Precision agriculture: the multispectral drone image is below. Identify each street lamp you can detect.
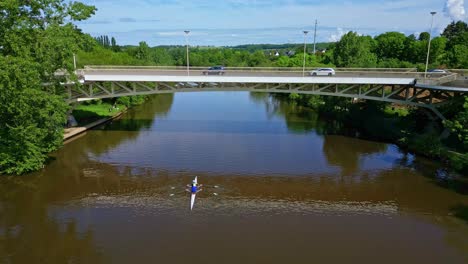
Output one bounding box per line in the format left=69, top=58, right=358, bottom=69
left=184, top=30, right=190, bottom=76
left=73, top=53, right=77, bottom=71
left=302, top=30, right=309, bottom=77
left=424, top=12, right=437, bottom=79
left=313, top=20, right=318, bottom=55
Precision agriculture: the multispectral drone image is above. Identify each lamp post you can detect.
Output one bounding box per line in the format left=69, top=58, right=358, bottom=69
left=302, top=30, right=309, bottom=77
left=73, top=53, right=77, bottom=71
left=313, top=20, right=318, bottom=55
left=424, top=12, right=437, bottom=79
left=184, top=30, right=190, bottom=76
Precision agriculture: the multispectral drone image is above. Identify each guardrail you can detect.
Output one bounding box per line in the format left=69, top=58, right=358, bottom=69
left=84, top=65, right=418, bottom=72
left=434, top=73, right=458, bottom=84
left=80, top=67, right=444, bottom=81
left=78, top=66, right=468, bottom=85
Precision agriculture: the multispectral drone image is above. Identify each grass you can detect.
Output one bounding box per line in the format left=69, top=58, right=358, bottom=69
left=384, top=105, right=409, bottom=117
left=72, top=102, right=125, bottom=126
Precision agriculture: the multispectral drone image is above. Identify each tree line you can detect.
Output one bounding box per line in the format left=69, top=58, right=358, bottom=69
left=78, top=21, right=468, bottom=70
left=328, top=22, right=468, bottom=69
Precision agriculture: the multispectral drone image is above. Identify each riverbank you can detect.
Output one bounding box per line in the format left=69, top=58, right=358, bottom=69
left=64, top=111, right=125, bottom=141
left=64, top=96, right=148, bottom=142
left=64, top=102, right=129, bottom=141
left=72, top=102, right=125, bottom=126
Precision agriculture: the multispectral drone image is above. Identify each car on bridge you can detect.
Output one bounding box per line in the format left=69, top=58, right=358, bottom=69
left=427, top=69, right=450, bottom=78
left=309, top=68, right=336, bottom=76
left=428, top=69, right=448, bottom=74
left=203, top=66, right=226, bottom=75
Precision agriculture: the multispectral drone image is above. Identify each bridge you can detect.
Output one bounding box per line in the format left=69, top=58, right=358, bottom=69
left=68, top=66, right=468, bottom=120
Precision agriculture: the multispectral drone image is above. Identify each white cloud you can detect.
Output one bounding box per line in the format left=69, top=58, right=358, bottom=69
left=328, top=28, right=347, bottom=42
left=444, top=0, right=466, bottom=21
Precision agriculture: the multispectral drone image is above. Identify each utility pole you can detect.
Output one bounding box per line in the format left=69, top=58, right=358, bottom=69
left=424, top=12, right=437, bottom=79
left=313, top=20, right=318, bottom=55
left=302, top=31, right=309, bottom=77
left=184, top=30, right=190, bottom=76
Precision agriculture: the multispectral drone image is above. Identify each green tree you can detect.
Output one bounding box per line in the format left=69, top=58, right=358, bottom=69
left=419, top=32, right=430, bottom=41
left=332, top=32, right=377, bottom=67
left=375, top=32, right=407, bottom=60
left=0, top=0, right=96, bottom=174
left=135, top=41, right=151, bottom=61
left=444, top=96, right=468, bottom=150
left=110, top=37, right=120, bottom=52
left=447, top=44, right=468, bottom=68
left=442, top=21, right=468, bottom=44
left=429, top=37, right=447, bottom=65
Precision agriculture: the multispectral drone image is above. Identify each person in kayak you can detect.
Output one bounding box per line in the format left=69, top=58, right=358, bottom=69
left=188, top=180, right=202, bottom=193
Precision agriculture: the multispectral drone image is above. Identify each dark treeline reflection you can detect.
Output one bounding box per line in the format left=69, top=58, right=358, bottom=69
left=250, top=92, right=468, bottom=194
left=79, top=94, right=174, bottom=156
left=0, top=176, right=106, bottom=263
left=249, top=92, right=353, bottom=135
left=99, top=93, right=174, bottom=132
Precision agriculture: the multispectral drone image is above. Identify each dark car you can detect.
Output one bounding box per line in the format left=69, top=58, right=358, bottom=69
left=203, top=66, right=225, bottom=75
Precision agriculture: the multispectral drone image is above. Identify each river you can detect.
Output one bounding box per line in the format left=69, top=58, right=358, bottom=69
left=1, top=92, right=467, bottom=263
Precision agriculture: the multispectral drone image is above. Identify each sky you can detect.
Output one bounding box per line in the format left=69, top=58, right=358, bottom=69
left=76, top=0, right=468, bottom=46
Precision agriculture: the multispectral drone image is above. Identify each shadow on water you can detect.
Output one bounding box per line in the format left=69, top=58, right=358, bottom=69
left=392, top=152, right=468, bottom=196
left=0, top=176, right=107, bottom=263
left=253, top=93, right=468, bottom=223
left=452, top=204, right=468, bottom=224
left=322, top=135, right=387, bottom=176
left=97, top=94, right=174, bottom=132
left=251, top=92, right=319, bottom=134
left=71, top=94, right=175, bottom=156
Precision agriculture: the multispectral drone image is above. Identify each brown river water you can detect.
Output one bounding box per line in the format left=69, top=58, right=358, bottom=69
left=1, top=92, right=467, bottom=263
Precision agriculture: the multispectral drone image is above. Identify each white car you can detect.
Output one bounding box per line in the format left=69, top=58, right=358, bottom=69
left=309, top=68, right=336, bottom=76
left=428, top=69, right=448, bottom=74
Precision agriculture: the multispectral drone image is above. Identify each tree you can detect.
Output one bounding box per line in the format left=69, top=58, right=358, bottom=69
left=442, top=21, right=468, bottom=49
left=332, top=32, right=377, bottom=67
left=428, top=37, right=447, bottom=65
left=0, top=0, right=96, bottom=174
left=111, top=37, right=120, bottom=52
left=444, top=97, right=468, bottom=151
left=248, top=50, right=268, bottom=66
left=375, top=32, right=407, bottom=60
left=135, top=41, right=151, bottom=61
left=419, top=32, right=430, bottom=41
left=442, top=21, right=468, bottom=41
left=447, top=44, right=468, bottom=68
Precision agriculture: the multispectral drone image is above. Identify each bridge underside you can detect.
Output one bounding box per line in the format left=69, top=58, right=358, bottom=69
left=67, top=81, right=465, bottom=120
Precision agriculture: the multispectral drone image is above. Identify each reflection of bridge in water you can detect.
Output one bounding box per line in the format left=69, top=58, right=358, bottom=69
left=69, top=66, right=468, bottom=119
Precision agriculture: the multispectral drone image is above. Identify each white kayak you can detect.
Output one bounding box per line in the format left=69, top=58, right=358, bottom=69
left=190, top=176, right=197, bottom=210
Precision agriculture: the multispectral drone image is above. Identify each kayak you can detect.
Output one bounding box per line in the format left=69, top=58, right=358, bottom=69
left=190, top=176, right=197, bottom=210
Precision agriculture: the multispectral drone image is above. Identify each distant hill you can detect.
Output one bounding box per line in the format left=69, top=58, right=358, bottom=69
left=120, top=43, right=331, bottom=52
left=228, top=43, right=331, bottom=52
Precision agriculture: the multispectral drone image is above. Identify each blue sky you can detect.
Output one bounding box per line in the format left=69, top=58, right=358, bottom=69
left=76, top=0, right=468, bottom=46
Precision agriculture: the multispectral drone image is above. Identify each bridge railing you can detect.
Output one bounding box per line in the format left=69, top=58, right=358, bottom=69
left=80, top=66, right=460, bottom=84
left=81, top=65, right=451, bottom=81
left=84, top=65, right=417, bottom=72
left=82, top=66, right=427, bottom=76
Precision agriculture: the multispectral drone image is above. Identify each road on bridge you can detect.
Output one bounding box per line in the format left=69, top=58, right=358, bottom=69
left=83, top=69, right=430, bottom=79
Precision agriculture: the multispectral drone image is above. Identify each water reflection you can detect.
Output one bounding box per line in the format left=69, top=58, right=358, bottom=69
left=0, top=176, right=105, bottom=263
left=0, top=92, right=467, bottom=263
left=323, top=135, right=388, bottom=175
